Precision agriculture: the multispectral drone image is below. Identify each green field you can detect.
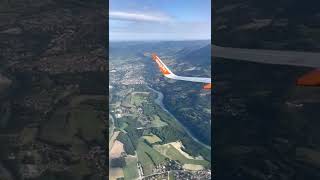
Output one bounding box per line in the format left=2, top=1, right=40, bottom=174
left=142, top=134, right=162, bottom=144
left=136, top=139, right=166, bottom=175
left=123, top=156, right=139, bottom=180
left=154, top=144, right=209, bottom=167
left=150, top=115, right=168, bottom=128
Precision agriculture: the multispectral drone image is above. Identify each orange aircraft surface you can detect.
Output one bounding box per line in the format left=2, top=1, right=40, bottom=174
left=151, top=53, right=212, bottom=89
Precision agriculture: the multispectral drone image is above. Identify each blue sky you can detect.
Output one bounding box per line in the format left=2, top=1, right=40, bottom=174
left=109, top=0, right=211, bottom=41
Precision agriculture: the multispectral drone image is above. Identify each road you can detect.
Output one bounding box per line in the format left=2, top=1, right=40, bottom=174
left=212, top=45, right=320, bottom=68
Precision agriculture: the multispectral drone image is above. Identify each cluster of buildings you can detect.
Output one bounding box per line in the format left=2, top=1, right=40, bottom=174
left=170, top=169, right=212, bottom=180
left=110, top=61, right=146, bottom=86
left=152, top=160, right=183, bottom=174
left=143, top=160, right=212, bottom=180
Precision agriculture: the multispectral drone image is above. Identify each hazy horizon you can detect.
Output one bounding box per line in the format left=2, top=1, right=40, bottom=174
left=109, top=39, right=211, bottom=42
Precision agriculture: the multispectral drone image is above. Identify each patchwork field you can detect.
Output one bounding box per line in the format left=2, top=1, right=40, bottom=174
left=110, top=140, right=125, bottom=159
left=154, top=141, right=209, bottom=167
left=150, top=115, right=168, bottom=128
left=109, top=168, right=124, bottom=180
left=143, top=134, right=162, bottom=144
left=124, top=155, right=139, bottom=180
left=170, top=141, right=202, bottom=160
left=136, top=139, right=166, bottom=175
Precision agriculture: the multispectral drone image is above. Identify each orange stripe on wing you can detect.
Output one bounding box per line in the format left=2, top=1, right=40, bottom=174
left=296, top=69, right=320, bottom=86
left=151, top=53, right=171, bottom=75
left=203, top=83, right=212, bottom=90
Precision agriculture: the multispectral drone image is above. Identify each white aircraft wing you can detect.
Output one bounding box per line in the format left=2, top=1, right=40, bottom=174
left=212, top=45, right=320, bottom=86
left=166, top=73, right=211, bottom=83
left=212, top=45, right=320, bottom=68
left=151, top=53, right=211, bottom=84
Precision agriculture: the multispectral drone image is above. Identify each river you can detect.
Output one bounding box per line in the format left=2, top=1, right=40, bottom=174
left=146, top=85, right=211, bottom=150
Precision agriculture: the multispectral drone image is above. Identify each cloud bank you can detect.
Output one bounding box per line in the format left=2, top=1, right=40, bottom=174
left=109, top=11, right=172, bottom=22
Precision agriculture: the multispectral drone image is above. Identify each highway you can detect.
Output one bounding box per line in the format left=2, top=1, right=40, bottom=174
left=212, top=45, right=320, bottom=68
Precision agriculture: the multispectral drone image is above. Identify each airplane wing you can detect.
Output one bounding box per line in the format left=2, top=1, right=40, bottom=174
left=212, top=45, right=320, bottom=86
left=151, top=53, right=211, bottom=84
left=212, top=45, right=320, bottom=68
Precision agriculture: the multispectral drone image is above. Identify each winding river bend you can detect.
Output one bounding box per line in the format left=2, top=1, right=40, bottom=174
left=147, top=85, right=211, bottom=150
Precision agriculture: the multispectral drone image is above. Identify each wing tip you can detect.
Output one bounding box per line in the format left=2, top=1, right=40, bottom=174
left=151, top=54, right=172, bottom=75
left=151, top=53, right=158, bottom=61
left=203, top=83, right=212, bottom=90
left=296, top=69, right=320, bottom=86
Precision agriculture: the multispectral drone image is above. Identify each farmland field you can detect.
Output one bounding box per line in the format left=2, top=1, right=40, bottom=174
left=154, top=142, right=209, bottom=167
left=136, top=139, right=166, bottom=175
left=142, top=134, right=162, bottom=144
left=123, top=156, right=139, bottom=180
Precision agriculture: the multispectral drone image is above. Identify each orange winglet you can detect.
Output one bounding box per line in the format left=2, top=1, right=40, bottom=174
left=151, top=53, right=171, bottom=75
left=151, top=53, right=157, bottom=60
left=203, top=83, right=212, bottom=90
left=296, top=69, right=320, bottom=86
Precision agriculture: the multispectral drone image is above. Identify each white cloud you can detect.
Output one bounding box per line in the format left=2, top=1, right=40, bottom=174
left=109, top=11, right=172, bottom=22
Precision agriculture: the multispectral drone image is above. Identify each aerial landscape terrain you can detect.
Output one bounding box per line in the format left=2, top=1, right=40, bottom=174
left=0, top=0, right=107, bottom=179
left=213, top=0, right=320, bottom=179
left=109, top=41, right=212, bottom=180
